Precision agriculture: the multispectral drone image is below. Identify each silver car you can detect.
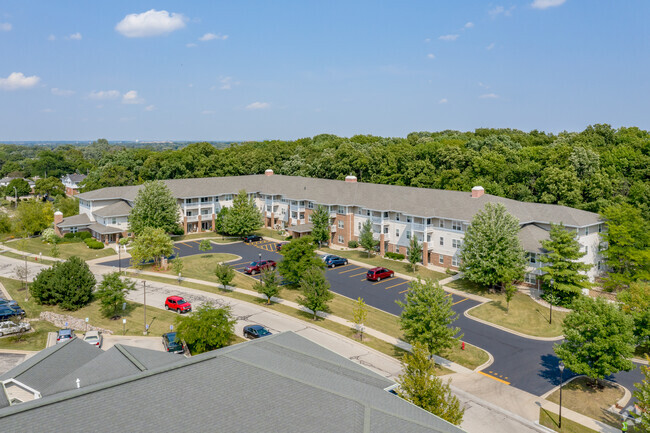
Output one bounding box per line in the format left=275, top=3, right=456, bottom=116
left=83, top=331, right=103, bottom=348
left=0, top=320, right=30, bottom=337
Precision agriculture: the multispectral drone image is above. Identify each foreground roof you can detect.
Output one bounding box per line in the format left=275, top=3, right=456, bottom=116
left=518, top=224, right=551, bottom=254
left=77, top=174, right=600, bottom=227
left=92, top=200, right=131, bottom=218
left=57, top=213, right=91, bottom=228
left=0, top=332, right=465, bottom=433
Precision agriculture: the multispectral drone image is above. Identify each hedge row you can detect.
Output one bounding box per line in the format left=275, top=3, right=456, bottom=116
left=84, top=238, right=104, bottom=249
left=385, top=252, right=405, bottom=260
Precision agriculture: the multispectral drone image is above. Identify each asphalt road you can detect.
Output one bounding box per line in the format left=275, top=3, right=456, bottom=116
left=98, top=238, right=644, bottom=398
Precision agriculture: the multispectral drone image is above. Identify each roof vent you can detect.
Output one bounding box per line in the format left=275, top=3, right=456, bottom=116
left=345, top=175, right=357, bottom=183
left=265, top=169, right=274, bottom=176
left=471, top=186, right=485, bottom=198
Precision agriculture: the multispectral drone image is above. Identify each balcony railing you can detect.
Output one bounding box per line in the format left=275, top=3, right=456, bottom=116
left=330, top=225, right=337, bottom=232
left=411, top=223, right=425, bottom=232
left=186, top=215, right=199, bottom=222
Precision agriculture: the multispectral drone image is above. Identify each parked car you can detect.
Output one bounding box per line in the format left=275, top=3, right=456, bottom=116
left=244, top=260, right=277, bottom=275
left=83, top=330, right=103, bottom=348
left=162, top=332, right=184, bottom=354
left=366, top=267, right=394, bottom=282
left=0, top=320, right=30, bottom=337
left=243, top=325, right=272, bottom=339
left=322, top=255, right=348, bottom=268
left=56, top=328, right=75, bottom=344
left=0, top=298, right=19, bottom=308
left=164, top=296, right=192, bottom=314
left=275, top=242, right=288, bottom=251
left=243, top=235, right=263, bottom=243
left=0, top=306, right=24, bottom=321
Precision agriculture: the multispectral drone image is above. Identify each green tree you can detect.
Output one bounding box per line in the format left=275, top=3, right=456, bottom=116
left=129, top=180, right=179, bottom=235
left=253, top=267, right=281, bottom=304
left=554, top=296, right=635, bottom=384
left=29, top=267, right=58, bottom=305
left=31, top=256, right=96, bottom=310
left=171, top=258, right=184, bottom=275
left=397, top=342, right=465, bottom=426
left=199, top=239, right=212, bottom=255
left=214, top=207, right=229, bottom=235
left=352, top=297, right=368, bottom=340
left=359, top=219, right=378, bottom=257
left=175, top=303, right=236, bottom=354
left=504, top=283, right=517, bottom=314
left=540, top=223, right=592, bottom=305
left=298, top=266, right=333, bottom=319
left=223, top=189, right=262, bottom=236
left=34, top=177, right=65, bottom=197
left=95, top=272, right=135, bottom=318
left=50, top=243, right=60, bottom=258
left=129, top=227, right=174, bottom=268
left=310, top=205, right=331, bottom=247
left=6, top=178, right=31, bottom=198
left=214, top=262, right=235, bottom=289
left=14, top=199, right=54, bottom=235
left=277, top=236, right=324, bottom=289
left=617, top=281, right=650, bottom=349
left=397, top=279, right=462, bottom=356
left=601, top=203, right=650, bottom=290
left=460, top=203, right=526, bottom=290
left=0, top=214, right=11, bottom=234
left=634, top=355, right=650, bottom=430
left=407, top=235, right=422, bottom=272
left=53, top=195, right=79, bottom=217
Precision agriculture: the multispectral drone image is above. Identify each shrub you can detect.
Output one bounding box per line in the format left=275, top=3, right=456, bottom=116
left=77, top=231, right=92, bottom=240
left=348, top=240, right=359, bottom=248
left=63, top=232, right=76, bottom=239
left=119, top=237, right=130, bottom=246
left=170, top=225, right=185, bottom=236
left=41, top=228, right=58, bottom=244
left=84, top=238, right=105, bottom=249
left=386, top=252, right=405, bottom=260
left=30, top=256, right=96, bottom=310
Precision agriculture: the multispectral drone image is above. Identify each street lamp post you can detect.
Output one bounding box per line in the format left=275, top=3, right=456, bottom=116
left=558, top=361, right=565, bottom=429
left=258, top=252, right=262, bottom=262
left=143, top=281, right=147, bottom=335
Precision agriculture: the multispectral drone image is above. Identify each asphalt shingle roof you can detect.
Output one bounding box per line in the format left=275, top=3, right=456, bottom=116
left=56, top=213, right=91, bottom=227
left=76, top=174, right=600, bottom=227
left=87, top=223, right=124, bottom=235
left=91, top=200, right=131, bottom=218
left=518, top=224, right=551, bottom=254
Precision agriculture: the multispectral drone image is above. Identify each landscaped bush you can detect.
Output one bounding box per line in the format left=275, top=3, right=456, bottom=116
left=61, top=231, right=92, bottom=243
left=41, top=228, right=58, bottom=244
left=385, top=252, right=405, bottom=260
left=77, top=231, right=92, bottom=240
left=84, top=238, right=105, bottom=249
left=30, top=256, right=96, bottom=310
left=348, top=240, right=359, bottom=248
left=170, top=225, right=185, bottom=236
left=63, top=233, right=76, bottom=239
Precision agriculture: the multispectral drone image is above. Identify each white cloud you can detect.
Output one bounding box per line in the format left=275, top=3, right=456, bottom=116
left=424, top=38, right=431, bottom=43
left=66, top=32, right=82, bottom=40
left=217, top=76, right=239, bottom=90
left=51, top=88, right=75, bottom=96
left=439, top=98, right=448, bottom=104
left=531, top=0, right=566, bottom=9
left=0, top=23, right=11, bottom=32
left=122, top=90, right=144, bottom=104
left=48, top=34, right=56, bottom=41
left=464, top=22, right=474, bottom=28
left=115, top=9, right=187, bottom=38
left=489, top=5, right=515, bottom=18
left=486, top=42, right=495, bottom=50
left=438, top=34, right=459, bottom=41
left=0, top=72, right=41, bottom=90
left=245, top=101, right=270, bottom=110
left=42, top=108, right=55, bottom=113
left=201, top=110, right=215, bottom=115
left=199, top=32, right=228, bottom=41
left=88, top=90, right=120, bottom=100
left=480, top=93, right=499, bottom=99
left=478, top=82, right=489, bottom=89
left=186, top=43, right=197, bottom=48
left=145, top=105, right=155, bottom=111
left=426, top=53, right=435, bottom=59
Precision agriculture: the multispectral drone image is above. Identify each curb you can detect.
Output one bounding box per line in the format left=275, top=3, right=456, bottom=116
left=475, top=347, right=494, bottom=372
left=463, top=304, right=564, bottom=342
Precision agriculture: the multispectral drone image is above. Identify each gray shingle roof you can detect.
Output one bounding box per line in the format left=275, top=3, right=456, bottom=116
left=91, top=200, right=131, bottom=218
left=76, top=174, right=601, bottom=227
left=288, top=223, right=314, bottom=233
left=0, top=332, right=466, bottom=433
left=87, top=223, right=123, bottom=235
left=56, top=213, right=91, bottom=228
left=63, top=174, right=86, bottom=183
left=518, top=224, right=551, bottom=254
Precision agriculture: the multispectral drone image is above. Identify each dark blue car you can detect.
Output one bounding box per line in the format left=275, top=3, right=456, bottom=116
left=322, top=255, right=348, bottom=268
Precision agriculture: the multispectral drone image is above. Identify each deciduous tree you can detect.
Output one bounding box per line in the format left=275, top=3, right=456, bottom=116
left=96, top=272, right=135, bottom=318
left=359, top=219, right=378, bottom=257
left=175, top=303, right=236, bottom=354
left=298, top=266, right=333, bottom=319
left=460, top=203, right=526, bottom=290
left=352, top=297, right=368, bottom=340
left=397, top=278, right=462, bottom=356
left=408, top=235, right=422, bottom=272
left=310, top=205, right=331, bottom=247
left=617, top=281, right=650, bottom=349
left=6, top=178, right=31, bottom=198
left=634, top=356, right=650, bottom=430
left=214, top=262, right=235, bottom=289
left=129, top=180, right=179, bottom=235
left=199, top=239, right=212, bottom=255
left=223, top=189, right=262, bottom=237
left=34, top=177, right=65, bottom=197
left=14, top=199, right=54, bottom=235
left=253, top=267, right=281, bottom=304
left=129, top=227, right=174, bottom=268
left=277, top=236, right=324, bottom=289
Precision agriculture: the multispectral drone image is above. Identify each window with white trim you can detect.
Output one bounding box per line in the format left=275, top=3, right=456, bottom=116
left=366, top=210, right=371, bottom=216
left=395, top=214, right=401, bottom=222
left=395, top=229, right=400, bottom=237
left=526, top=252, right=536, bottom=264
left=383, top=212, right=388, bottom=218
left=308, top=202, right=314, bottom=209
left=338, top=206, right=346, bottom=214
left=452, top=239, right=461, bottom=249
left=224, top=194, right=233, bottom=201
left=338, top=235, right=344, bottom=243
left=338, top=220, right=345, bottom=229
left=383, top=226, right=388, bottom=234
left=585, top=226, right=589, bottom=235
left=439, top=219, right=444, bottom=228
left=406, top=231, right=411, bottom=239
left=200, top=197, right=211, bottom=203
left=439, top=237, right=444, bottom=246
left=71, top=227, right=78, bottom=233
left=452, top=256, right=460, bottom=267
left=308, top=214, right=312, bottom=222
left=524, top=273, right=536, bottom=284
left=426, top=218, right=432, bottom=225
left=358, top=222, right=361, bottom=230
left=406, top=216, right=412, bottom=223
left=452, top=221, right=462, bottom=231
left=439, top=255, right=444, bottom=264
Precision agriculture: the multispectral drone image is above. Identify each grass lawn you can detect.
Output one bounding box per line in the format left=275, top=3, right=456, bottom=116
left=320, top=247, right=447, bottom=281
left=0, top=276, right=181, bottom=337
left=256, top=228, right=290, bottom=241
left=8, top=237, right=116, bottom=261
left=633, top=345, right=649, bottom=359
left=539, top=408, right=599, bottom=433
left=141, top=253, right=240, bottom=281
left=172, top=232, right=239, bottom=242
left=449, top=279, right=568, bottom=338
left=0, top=251, right=58, bottom=265
left=546, top=377, right=625, bottom=428
left=0, top=321, right=59, bottom=351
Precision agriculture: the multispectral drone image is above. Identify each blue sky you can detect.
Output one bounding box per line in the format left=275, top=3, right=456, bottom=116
left=0, top=1, right=648, bottom=141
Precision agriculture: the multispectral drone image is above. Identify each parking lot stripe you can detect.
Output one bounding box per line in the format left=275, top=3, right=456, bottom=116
left=349, top=272, right=367, bottom=277
left=384, top=281, right=408, bottom=290
left=478, top=371, right=510, bottom=385
left=399, top=288, right=410, bottom=294
left=372, top=279, right=392, bottom=285
left=179, top=242, right=193, bottom=248
left=452, top=298, right=468, bottom=306
left=338, top=267, right=362, bottom=274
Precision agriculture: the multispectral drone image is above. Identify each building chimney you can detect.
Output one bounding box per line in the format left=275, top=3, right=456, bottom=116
left=471, top=186, right=485, bottom=198
left=265, top=169, right=274, bottom=176
left=345, top=175, right=357, bottom=183
left=54, top=211, right=63, bottom=225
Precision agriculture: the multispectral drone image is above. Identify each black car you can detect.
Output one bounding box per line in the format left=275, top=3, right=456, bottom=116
left=243, top=235, right=263, bottom=243
left=323, top=255, right=348, bottom=268
left=162, top=332, right=184, bottom=354
left=243, top=325, right=272, bottom=339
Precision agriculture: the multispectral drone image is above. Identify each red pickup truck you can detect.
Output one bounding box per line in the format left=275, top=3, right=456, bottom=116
left=244, top=260, right=277, bottom=275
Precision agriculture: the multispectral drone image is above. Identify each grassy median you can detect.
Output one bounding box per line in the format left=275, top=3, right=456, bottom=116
left=8, top=237, right=116, bottom=261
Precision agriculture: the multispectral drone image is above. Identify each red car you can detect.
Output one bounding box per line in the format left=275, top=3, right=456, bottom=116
left=366, top=267, right=394, bottom=282
left=165, top=296, right=192, bottom=313
left=244, top=260, right=277, bottom=275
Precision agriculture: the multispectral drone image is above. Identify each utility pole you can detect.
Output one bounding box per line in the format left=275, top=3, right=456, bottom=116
left=143, top=280, right=147, bottom=335
left=13, top=186, right=17, bottom=209
left=118, top=244, right=122, bottom=275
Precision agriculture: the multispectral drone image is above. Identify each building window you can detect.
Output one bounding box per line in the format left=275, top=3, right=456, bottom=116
left=200, top=197, right=211, bottom=203
left=299, top=201, right=305, bottom=207
left=598, top=224, right=603, bottom=233
left=585, top=226, right=589, bottom=236
left=395, top=214, right=400, bottom=222
left=299, top=213, right=304, bottom=220
left=439, top=255, right=444, bottom=264
left=201, top=208, right=211, bottom=215
left=71, top=227, right=78, bottom=234
left=338, top=235, right=344, bottom=244
left=338, top=220, right=345, bottom=229
left=439, top=219, right=444, bottom=228
left=358, top=222, right=362, bottom=230
left=439, top=237, right=444, bottom=246
left=526, top=252, right=536, bottom=264
left=308, top=215, right=312, bottom=222
left=308, top=202, right=314, bottom=209
left=224, top=194, right=233, bottom=201
left=426, top=218, right=432, bottom=225
left=281, top=198, right=287, bottom=204
left=291, top=212, right=298, bottom=219
left=338, top=206, right=346, bottom=214
left=406, top=216, right=412, bottom=223
left=395, top=229, right=400, bottom=237
left=524, top=273, right=536, bottom=284
left=452, top=256, right=460, bottom=267
left=383, top=212, right=388, bottom=218
left=427, top=234, right=432, bottom=242
left=383, top=226, right=388, bottom=234
left=406, top=231, right=411, bottom=239
left=357, top=208, right=363, bottom=215
left=452, top=221, right=462, bottom=231
left=366, top=210, right=371, bottom=216
left=281, top=208, right=286, bottom=215
left=452, top=239, right=461, bottom=249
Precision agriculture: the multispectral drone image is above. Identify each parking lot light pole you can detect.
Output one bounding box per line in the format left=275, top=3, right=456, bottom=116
left=258, top=253, right=262, bottom=262
left=559, top=361, right=565, bottom=429
left=143, top=281, right=147, bottom=335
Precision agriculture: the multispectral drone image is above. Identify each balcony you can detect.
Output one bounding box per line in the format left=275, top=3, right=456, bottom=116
left=330, top=225, right=337, bottom=232
left=186, top=215, right=198, bottom=222
left=371, top=216, right=382, bottom=223
left=411, top=223, right=425, bottom=232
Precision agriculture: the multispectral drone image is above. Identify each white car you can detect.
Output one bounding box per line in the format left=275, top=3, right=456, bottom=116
left=0, top=321, right=30, bottom=337
left=83, top=330, right=103, bottom=348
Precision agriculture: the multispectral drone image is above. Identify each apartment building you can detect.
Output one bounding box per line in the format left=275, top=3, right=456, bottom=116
left=58, top=170, right=604, bottom=285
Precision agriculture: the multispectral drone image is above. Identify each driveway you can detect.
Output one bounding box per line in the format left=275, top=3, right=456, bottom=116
left=97, top=239, right=645, bottom=397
